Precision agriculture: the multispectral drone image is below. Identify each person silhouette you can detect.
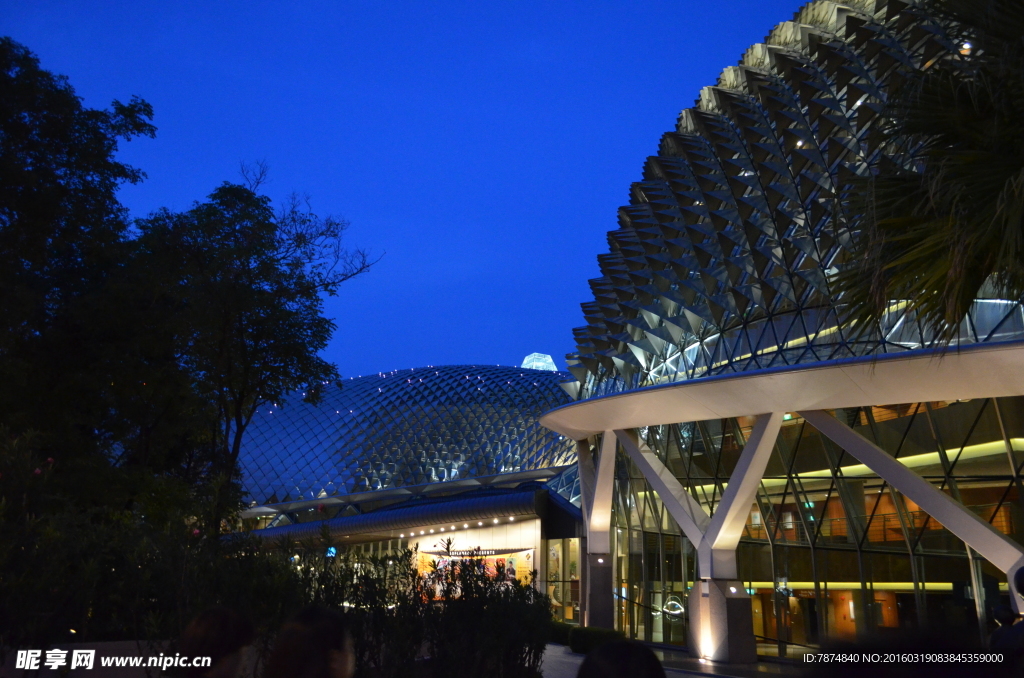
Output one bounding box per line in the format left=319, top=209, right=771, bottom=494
left=264, top=607, right=355, bottom=678
left=174, top=607, right=253, bottom=678
left=576, top=640, right=665, bottom=678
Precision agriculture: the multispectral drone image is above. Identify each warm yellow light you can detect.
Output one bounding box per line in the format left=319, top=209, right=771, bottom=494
left=743, top=581, right=960, bottom=592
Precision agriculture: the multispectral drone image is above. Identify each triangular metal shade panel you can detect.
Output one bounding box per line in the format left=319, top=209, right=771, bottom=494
left=568, top=0, right=1024, bottom=397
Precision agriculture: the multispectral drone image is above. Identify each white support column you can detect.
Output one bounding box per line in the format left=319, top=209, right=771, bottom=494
left=700, top=412, right=783, bottom=579
left=617, top=421, right=780, bottom=664
left=800, top=409, right=1024, bottom=602
left=577, top=438, right=596, bottom=535
left=585, top=431, right=616, bottom=554
left=615, top=429, right=709, bottom=544
left=582, top=431, right=618, bottom=628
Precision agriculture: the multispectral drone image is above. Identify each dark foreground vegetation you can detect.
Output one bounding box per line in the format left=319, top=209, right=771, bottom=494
left=0, top=35, right=554, bottom=678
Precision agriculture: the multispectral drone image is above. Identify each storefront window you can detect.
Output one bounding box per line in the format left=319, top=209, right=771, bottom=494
left=608, top=397, right=1024, bottom=654
left=543, top=537, right=580, bottom=623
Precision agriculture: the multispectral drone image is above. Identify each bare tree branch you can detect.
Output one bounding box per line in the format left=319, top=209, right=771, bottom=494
left=275, top=192, right=382, bottom=295
left=239, top=159, right=270, bottom=192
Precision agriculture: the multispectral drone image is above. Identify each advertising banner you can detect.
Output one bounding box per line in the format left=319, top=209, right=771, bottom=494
left=417, top=547, right=534, bottom=584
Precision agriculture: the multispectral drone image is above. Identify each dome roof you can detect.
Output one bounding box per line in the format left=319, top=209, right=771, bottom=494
left=569, top=0, right=1024, bottom=398
left=240, top=364, right=576, bottom=505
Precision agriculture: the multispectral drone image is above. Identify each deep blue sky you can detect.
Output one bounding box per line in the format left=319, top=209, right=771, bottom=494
left=5, top=1, right=797, bottom=377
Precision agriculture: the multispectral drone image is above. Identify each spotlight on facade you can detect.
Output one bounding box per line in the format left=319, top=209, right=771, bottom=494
left=597, top=558, right=604, bottom=564
left=509, top=516, right=514, bottom=521
left=464, top=524, right=468, bottom=528
left=493, top=518, right=499, bottom=524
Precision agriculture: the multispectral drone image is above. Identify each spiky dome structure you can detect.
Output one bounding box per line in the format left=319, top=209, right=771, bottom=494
left=240, top=365, right=576, bottom=505
left=569, top=0, right=1024, bottom=398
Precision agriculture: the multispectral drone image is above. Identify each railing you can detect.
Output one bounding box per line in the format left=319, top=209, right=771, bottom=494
left=743, top=504, right=1013, bottom=544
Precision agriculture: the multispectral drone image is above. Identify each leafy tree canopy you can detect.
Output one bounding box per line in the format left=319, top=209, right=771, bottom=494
left=134, top=182, right=372, bottom=528
left=0, top=36, right=156, bottom=460
left=0, top=36, right=375, bottom=646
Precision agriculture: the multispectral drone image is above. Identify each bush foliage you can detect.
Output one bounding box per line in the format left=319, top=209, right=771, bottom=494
left=568, top=625, right=625, bottom=655
left=549, top=620, right=575, bottom=646
left=289, top=533, right=551, bottom=678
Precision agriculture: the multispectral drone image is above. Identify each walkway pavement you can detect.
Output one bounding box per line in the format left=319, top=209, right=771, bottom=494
left=541, top=644, right=804, bottom=678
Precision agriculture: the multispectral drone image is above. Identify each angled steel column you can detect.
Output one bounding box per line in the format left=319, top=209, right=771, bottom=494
left=616, top=415, right=781, bottom=662
left=700, top=413, right=783, bottom=578
left=615, top=429, right=709, bottom=544
left=588, top=432, right=617, bottom=552
left=577, top=438, right=597, bottom=535
left=800, top=409, right=1024, bottom=608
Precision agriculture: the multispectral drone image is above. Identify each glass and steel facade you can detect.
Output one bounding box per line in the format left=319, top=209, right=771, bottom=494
left=608, top=400, right=1024, bottom=651
left=560, top=0, right=1024, bottom=652
left=567, top=0, right=1024, bottom=402
left=238, top=363, right=584, bottom=616
left=240, top=364, right=576, bottom=505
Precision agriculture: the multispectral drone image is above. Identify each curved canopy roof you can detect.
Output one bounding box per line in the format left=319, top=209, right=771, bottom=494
left=542, top=342, right=1024, bottom=439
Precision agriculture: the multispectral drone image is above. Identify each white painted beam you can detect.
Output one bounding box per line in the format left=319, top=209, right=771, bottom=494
left=616, top=429, right=709, bottom=545
left=698, top=413, right=783, bottom=578
left=800, top=410, right=1024, bottom=574
left=541, top=343, right=1024, bottom=440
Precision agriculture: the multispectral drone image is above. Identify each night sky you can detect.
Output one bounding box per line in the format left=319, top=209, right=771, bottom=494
left=5, top=0, right=798, bottom=377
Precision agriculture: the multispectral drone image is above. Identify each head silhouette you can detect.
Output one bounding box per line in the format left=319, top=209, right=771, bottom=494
left=995, top=605, right=1019, bottom=627
left=577, top=640, right=665, bottom=678
left=264, top=606, right=354, bottom=678
left=176, top=607, right=254, bottom=678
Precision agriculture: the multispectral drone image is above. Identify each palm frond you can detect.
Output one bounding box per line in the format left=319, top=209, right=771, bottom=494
left=835, top=0, right=1024, bottom=342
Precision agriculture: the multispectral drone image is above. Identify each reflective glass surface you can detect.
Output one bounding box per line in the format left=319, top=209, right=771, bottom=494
left=561, top=0, right=1024, bottom=649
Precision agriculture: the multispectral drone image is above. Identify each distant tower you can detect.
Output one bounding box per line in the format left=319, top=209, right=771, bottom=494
left=521, top=353, right=557, bottom=371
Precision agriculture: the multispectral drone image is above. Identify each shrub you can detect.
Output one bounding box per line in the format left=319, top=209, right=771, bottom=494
left=290, top=532, right=425, bottom=678
left=549, top=620, right=575, bottom=645
left=421, top=539, right=551, bottom=678
left=289, top=533, right=551, bottom=678
left=568, top=625, right=625, bottom=655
